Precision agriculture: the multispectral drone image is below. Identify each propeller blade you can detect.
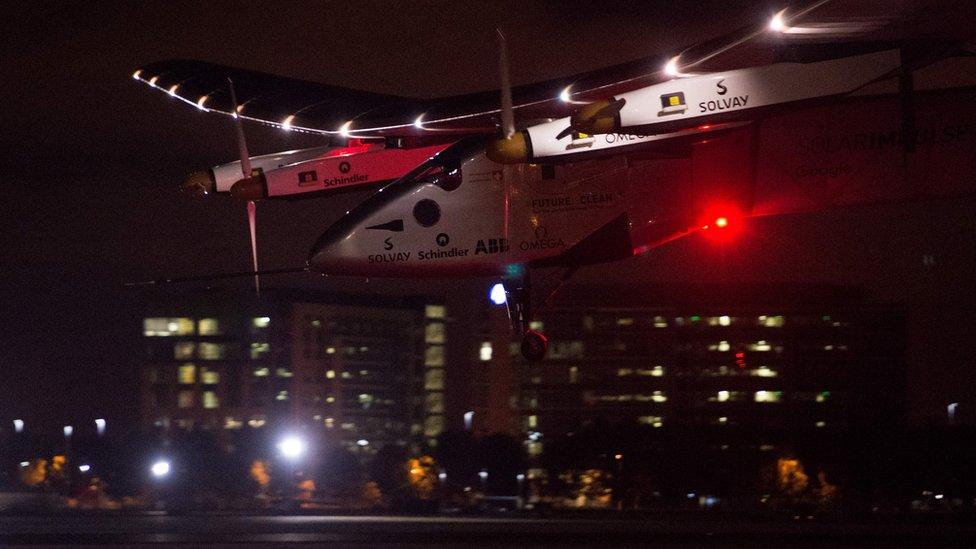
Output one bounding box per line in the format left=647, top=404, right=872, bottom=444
left=227, top=78, right=252, bottom=177
left=228, top=77, right=260, bottom=295
left=555, top=126, right=575, bottom=140
left=497, top=29, right=515, bottom=139
left=594, top=97, right=627, bottom=118
left=247, top=200, right=260, bottom=296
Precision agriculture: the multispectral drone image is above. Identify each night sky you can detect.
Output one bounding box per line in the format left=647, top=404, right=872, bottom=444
left=2, top=1, right=974, bottom=435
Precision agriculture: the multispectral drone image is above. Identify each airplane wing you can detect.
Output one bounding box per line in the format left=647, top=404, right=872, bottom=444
left=134, top=1, right=973, bottom=139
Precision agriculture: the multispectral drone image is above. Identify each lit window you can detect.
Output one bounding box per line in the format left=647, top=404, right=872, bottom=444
left=529, top=320, right=544, bottom=331
left=174, top=342, right=195, bottom=359
left=326, top=346, right=336, bottom=354
left=143, top=317, right=193, bottom=336
left=425, top=322, right=446, bottom=344
left=815, top=391, right=830, bottom=403
left=653, top=316, right=668, bottom=328
left=224, top=417, right=242, bottom=429
left=424, top=368, right=444, bottom=390
left=200, top=368, right=219, bottom=384
left=479, top=342, right=493, bottom=362
left=425, top=305, right=446, bottom=319
left=275, top=390, right=289, bottom=401
left=253, top=367, right=269, bottom=377
left=425, top=345, right=445, bottom=366
left=815, top=421, right=827, bottom=428
left=198, top=318, right=221, bottom=335
left=569, top=366, right=579, bottom=384
left=718, top=416, right=728, bottom=424
left=357, top=393, right=374, bottom=408
left=638, top=415, right=663, bottom=427
left=250, top=342, right=270, bottom=360
left=425, top=392, right=444, bottom=413
left=754, top=366, right=778, bottom=377
left=198, top=342, right=227, bottom=360
left=247, top=417, right=266, bottom=428
left=178, top=364, right=196, bottom=384
left=325, top=417, right=334, bottom=428
left=276, top=368, right=293, bottom=378
left=326, top=370, right=335, bottom=379
left=326, top=396, right=335, bottom=403
left=709, top=341, right=731, bottom=352
left=424, top=415, right=444, bottom=437
left=719, top=316, right=731, bottom=326
left=617, top=317, right=634, bottom=326
left=755, top=390, right=782, bottom=403
left=759, top=315, right=785, bottom=327
left=177, top=390, right=194, bottom=408
left=717, top=390, right=730, bottom=402
left=651, top=391, right=667, bottom=403
left=527, top=415, right=538, bottom=428
left=252, top=317, right=271, bottom=328
left=749, top=341, right=772, bottom=352
left=203, top=391, right=219, bottom=409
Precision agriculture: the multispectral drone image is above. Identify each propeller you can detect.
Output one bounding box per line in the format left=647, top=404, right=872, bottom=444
left=554, top=97, right=627, bottom=140
left=227, top=78, right=261, bottom=296
left=485, top=29, right=533, bottom=163
left=497, top=29, right=515, bottom=139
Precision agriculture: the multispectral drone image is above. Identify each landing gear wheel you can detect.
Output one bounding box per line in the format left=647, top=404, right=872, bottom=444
left=520, top=330, right=548, bottom=362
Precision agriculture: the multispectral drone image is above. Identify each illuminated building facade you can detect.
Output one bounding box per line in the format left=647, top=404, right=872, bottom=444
left=473, top=284, right=906, bottom=457
left=140, top=290, right=447, bottom=453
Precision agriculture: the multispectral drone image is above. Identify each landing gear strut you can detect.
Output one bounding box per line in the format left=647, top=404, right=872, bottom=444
left=503, top=268, right=548, bottom=362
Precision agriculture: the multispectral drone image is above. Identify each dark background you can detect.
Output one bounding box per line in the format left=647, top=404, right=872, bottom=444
left=1, top=1, right=973, bottom=436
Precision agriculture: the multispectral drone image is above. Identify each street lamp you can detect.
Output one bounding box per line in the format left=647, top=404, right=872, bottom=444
left=479, top=469, right=488, bottom=493
left=151, top=459, right=171, bottom=478
left=277, top=435, right=307, bottom=460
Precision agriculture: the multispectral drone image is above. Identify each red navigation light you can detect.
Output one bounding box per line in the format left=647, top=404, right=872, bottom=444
left=698, top=203, right=743, bottom=243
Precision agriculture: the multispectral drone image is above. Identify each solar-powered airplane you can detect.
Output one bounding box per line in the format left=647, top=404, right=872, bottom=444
left=133, top=1, right=976, bottom=361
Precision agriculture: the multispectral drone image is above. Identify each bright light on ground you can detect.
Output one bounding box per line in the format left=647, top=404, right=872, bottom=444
left=151, top=460, right=171, bottom=478
left=278, top=435, right=307, bottom=459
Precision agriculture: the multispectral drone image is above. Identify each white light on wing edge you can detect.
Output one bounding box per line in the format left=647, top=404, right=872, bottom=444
left=559, top=86, right=572, bottom=103
left=769, top=10, right=788, bottom=32
left=664, top=56, right=683, bottom=77
left=168, top=84, right=179, bottom=97
left=339, top=121, right=353, bottom=138
left=148, top=76, right=158, bottom=87
left=132, top=70, right=142, bottom=80
left=196, top=95, right=208, bottom=110
left=413, top=115, right=424, bottom=129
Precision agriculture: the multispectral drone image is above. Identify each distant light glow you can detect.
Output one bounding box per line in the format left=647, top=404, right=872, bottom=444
left=489, top=283, right=507, bottom=305
left=769, top=10, right=788, bottom=32
left=63, top=425, right=73, bottom=438
left=13, top=419, right=24, bottom=433
left=664, top=56, right=687, bottom=77
left=356, top=439, right=369, bottom=446
left=78, top=464, right=91, bottom=473
left=19, top=461, right=29, bottom=468
left=95, top=418, right=106, bottom=436
left=132, top=70, right=142, bottom=80
left=559, top=86, right=572, bottom=103
left=148, top=76, right=158, bottom=87
left=278, top=435, right=307, bottom=459
left=282, top=114, right=295, bottom=130
left=413, top=115, right=425, bottom=129
left=167, top=84, right=178, bottom=97
left=196, top=95, right=208, bottom=110
left=151, top=460, right=171, bottom=478
left=235, top=104, right=244, bottom=113
left=715, top=217, right=728, bottom=228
